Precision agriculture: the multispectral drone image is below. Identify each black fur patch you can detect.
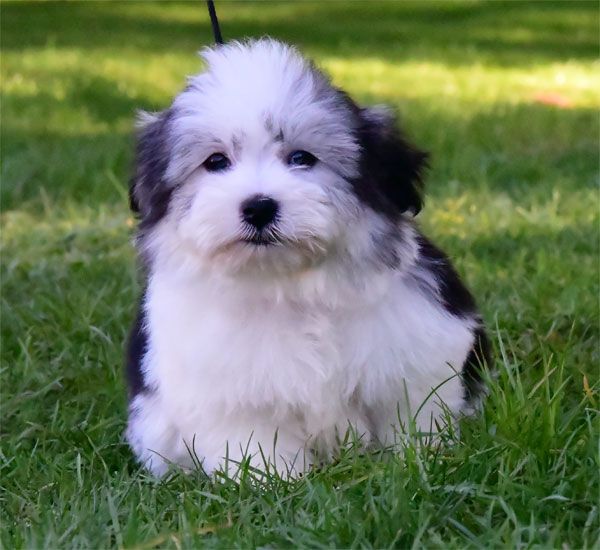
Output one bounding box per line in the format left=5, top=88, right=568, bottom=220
left=129, top=110, right=174, bottom=229
left=126, top=297, right=149, bottom=398
left=352, top=107, right=428, bottom=219
left=416, top=234, right=478, bottom=318
left=415, top=234, right=491, bottom=402
left=462, top=326, right=492, bottom=403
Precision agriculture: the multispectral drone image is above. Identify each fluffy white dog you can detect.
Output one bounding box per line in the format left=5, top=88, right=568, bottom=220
left=125, top=39, right=490, bottom=477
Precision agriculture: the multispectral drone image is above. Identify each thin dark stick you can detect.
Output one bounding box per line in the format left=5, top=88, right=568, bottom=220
left=206, top=0, right=224, bottom=45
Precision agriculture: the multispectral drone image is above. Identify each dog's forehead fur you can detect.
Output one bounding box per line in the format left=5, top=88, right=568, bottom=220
left=196, top=39, right=334, bottom=121
left=166, top=39, right=360, bottom=182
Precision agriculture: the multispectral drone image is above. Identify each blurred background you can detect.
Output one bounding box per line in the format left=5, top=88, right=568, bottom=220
left=1, top=1, right=598, bottom=546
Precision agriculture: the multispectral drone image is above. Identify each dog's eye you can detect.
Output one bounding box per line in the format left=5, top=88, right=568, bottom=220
left=203, top=153, right=231, bottom=172
left=287, top=150, right=317, bottom=168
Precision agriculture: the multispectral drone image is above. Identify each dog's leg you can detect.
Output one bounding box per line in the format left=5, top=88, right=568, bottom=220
left=126, top=392, right=193, bottom=476
left=371, top=377, right=465, bottom=449
left=196, top=414, right=313, bottom=479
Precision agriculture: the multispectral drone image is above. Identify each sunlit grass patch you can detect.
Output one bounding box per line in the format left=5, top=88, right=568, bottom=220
left=324, top=58, right=599, bottom=108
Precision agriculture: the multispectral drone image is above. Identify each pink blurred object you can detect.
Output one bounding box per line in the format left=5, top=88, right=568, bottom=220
left=532, top=92, right=573, bottom=108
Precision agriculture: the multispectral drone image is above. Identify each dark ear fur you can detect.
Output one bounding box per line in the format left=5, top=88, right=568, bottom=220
left=354, top=107, right=428, bottom=218
left=129, top=110, right=173, bottom=226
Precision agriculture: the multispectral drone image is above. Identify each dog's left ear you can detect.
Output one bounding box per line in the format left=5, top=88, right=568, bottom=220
left=354, top=107, right=428, bottom=218
left=129, top=110, right=173, bottom=224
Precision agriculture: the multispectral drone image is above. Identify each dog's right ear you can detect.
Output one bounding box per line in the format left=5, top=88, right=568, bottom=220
left=129, top=110, right=173, bottom=224
left=354, top=106, right=428, bottom=218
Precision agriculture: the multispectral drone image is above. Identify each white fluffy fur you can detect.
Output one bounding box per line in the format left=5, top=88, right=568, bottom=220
left=126, top=40, right=478, bottom=477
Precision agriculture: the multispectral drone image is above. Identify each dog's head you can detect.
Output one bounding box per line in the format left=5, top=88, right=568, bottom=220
left=131, top=39, right=427, bottom=276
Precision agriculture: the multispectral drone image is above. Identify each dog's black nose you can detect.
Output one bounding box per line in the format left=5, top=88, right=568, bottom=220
left=241, top=195, right=279, bottom=230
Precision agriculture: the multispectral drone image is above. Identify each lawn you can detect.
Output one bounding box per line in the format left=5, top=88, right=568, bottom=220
left=1, top=1, right=598, bottom=547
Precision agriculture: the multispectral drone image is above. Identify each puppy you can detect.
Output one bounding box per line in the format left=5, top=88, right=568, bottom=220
left=125, top=39, right=490, bottom=477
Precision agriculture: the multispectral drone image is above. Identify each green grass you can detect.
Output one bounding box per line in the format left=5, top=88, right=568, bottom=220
left=1, top=1, right=599, bottom=547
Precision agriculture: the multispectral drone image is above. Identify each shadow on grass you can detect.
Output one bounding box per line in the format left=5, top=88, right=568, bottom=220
left=1, top=1, right=597, bottom=66
left=3, top=70, right=158, bottom=128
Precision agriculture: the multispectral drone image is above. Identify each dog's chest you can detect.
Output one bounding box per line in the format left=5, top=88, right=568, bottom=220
left=146, top=274, right=352, bottom=411
left=145, top=271, right=472, bottom=417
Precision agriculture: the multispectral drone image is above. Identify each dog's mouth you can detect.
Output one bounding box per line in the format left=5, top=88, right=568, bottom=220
left=211, top=230, right=329, bottom=270
left=242, top=233, right=279, bottom=247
